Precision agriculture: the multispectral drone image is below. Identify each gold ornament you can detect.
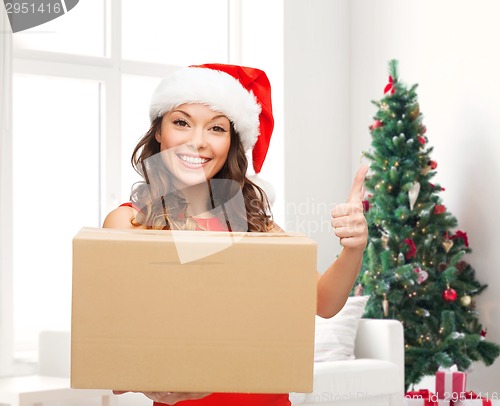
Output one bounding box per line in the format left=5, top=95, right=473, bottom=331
left=382, top=293, right=389, bottom=317
left=381, top=235, right=389, bottom=249
left=421, top=165, right=432, bottom=176
left=409, top=103, right=420, bottom=120
left=460, top=295, right=472, bottom=307
left=442, top=239, right=454, bottom=253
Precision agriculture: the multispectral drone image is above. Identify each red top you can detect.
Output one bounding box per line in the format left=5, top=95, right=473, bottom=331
left=154, top=393, right=291, bottom=406
left=119, top=203, right=291, bottom=406
left=119, top=202, right=229, bottom=231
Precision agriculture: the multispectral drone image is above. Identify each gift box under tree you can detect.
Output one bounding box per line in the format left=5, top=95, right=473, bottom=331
left=435, top=365, right=467, bottom=400
left=404, top=389, right=450, bottom=406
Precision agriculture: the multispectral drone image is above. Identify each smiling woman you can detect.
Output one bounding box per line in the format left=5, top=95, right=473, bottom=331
left=103, top=62, right=369, bottom=406
left=102, top=64, right=289, bottom=405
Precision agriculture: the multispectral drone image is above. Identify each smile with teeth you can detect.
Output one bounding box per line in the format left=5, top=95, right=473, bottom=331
left=177, top=154, right=211, bottom=165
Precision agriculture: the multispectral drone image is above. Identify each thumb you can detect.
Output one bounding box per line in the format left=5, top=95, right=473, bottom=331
left=347, top=165, right=368, bottom=203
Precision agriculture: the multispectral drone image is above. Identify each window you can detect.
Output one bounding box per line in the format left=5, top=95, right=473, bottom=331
left=13, top=0, right=107, bottom=57
left=121, top=0, right=229, bottom=66
left=12, top=74, right=101, bottom=356
left=1, top=0, right=283, bottom=373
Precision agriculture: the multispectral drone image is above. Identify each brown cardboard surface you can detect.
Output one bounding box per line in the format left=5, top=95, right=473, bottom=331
left=71, top=228, right=317, bottom=393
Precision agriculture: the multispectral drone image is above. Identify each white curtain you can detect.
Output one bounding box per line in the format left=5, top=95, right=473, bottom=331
left=0, top=4, right=14, bottom=377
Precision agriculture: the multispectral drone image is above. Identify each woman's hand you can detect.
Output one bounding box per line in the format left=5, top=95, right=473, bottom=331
left=330, top=166, right=368, bottom=251
left=113, top=390, right=212, bottom=405
left=317, top=166, right=369, bottom=318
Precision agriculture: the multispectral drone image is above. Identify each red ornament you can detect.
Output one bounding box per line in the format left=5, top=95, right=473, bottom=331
left=443, top=287, right=458, bottom=302
left=384, top=76, right=395, bottom=95
left=452, top=230, right=469, bottom=248
left=370, top=120, right=383, bottom=131
left=429, top=183, right=445, bottom=191
left=362, top=200, right=370, bottom=212
left=434, top=204, right=446, bottom=215
left=404, top=238, right=417, bottom=259
left=480, top=328, right=487, bottom=337
left=418, top=136, right=426, bottom=145
left=429, top=160, right=438, bottom=170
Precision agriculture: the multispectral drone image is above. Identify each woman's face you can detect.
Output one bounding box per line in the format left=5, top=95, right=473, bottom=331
left=155, top=103, right=231, bottom=188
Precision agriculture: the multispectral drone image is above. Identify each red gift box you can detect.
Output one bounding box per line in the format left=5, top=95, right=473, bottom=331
left=405, top=389, right=437, bottom=406
left=435, top=365, right=467, bottom=400
left=404, top=389, right=451, bottom=406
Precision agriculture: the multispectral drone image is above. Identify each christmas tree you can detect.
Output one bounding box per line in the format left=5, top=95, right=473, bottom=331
left=357, top=59, right=500, bottom=388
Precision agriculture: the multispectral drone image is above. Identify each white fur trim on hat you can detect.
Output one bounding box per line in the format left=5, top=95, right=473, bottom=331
left=149, top=67, right=261, bottom=151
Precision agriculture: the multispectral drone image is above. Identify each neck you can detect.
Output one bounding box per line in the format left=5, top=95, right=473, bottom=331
left=177, top=182, right=214, bottom=218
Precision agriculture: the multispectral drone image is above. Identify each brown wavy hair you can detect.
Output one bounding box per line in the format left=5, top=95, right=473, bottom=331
left=128, top=116, right=273, bottom=232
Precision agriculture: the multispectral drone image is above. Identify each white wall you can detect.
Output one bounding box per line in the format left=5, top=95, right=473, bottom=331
left=284, top=0, right=351, bottom=272
left=284, top=0, right=500, bottom=393
left=350, top=0, right=500, bottom=393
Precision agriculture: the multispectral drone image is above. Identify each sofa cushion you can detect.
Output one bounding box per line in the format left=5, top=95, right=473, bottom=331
left=291, top=359, right=400, bottom=404
left=314, top=296, right=369, bottom=362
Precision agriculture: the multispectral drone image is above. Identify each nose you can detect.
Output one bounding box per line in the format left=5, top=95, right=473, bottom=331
left=188, top=127, right=207, bottom=151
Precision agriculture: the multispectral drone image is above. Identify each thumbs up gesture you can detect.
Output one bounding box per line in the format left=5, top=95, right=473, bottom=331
left=330, top=166, right=368, bottom=250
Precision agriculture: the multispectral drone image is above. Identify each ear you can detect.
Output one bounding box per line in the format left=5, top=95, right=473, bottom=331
left=155, top=130, right=161, bottom=144
left=154, top=116, right=164, bottom=144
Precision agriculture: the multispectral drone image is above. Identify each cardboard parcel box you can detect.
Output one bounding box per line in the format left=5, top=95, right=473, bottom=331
left=71, top=227, right=317, bottom=393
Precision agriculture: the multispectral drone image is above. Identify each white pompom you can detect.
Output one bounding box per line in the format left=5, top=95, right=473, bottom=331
left=248, top=174, right=276, bottom=206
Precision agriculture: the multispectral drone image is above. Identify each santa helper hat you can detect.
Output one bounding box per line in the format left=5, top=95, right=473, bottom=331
left=149, top=63, right=274, bottom=177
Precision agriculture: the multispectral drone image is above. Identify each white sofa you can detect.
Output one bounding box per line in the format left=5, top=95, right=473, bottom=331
left=0, top=331, right=116, bottom=406
left=4, top=319, right=403, bottom=406
left=290, top=319, right=405, bottom=406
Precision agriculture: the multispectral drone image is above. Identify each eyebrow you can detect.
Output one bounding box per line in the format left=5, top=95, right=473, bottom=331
left=172, top=109, right=228, bottom=121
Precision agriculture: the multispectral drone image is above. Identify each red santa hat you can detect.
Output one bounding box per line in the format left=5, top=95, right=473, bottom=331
left=149, top=63, right=274, bottom=174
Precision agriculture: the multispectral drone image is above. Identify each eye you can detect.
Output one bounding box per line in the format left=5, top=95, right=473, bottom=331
left=173, top=119, right=189, bottom=127
left=211, top=125, right=228, bottom=133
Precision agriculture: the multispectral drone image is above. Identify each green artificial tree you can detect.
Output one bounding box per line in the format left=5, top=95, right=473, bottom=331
left=356, top=59, right=500, bottom=388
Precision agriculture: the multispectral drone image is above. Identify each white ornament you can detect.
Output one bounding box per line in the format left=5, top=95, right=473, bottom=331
left=414, top=268, right=428, bottom=284
left=408, top=182, right=421, bottom=210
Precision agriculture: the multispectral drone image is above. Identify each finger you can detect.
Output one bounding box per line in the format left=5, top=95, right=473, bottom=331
left=142, top=392, right=211, bottom=404
left=339, top=236, right=366, bottom=249
left=333, top=219, right=366, bottom=237
left=333, top=226, right=351, bottom=239
left=347, top=165, right=368, bottom=203
left=331, top=202, right=363, bottom=219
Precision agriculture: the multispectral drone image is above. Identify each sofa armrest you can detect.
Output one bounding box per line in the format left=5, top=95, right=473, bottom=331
left=354, top=319, right=405, bottom=393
